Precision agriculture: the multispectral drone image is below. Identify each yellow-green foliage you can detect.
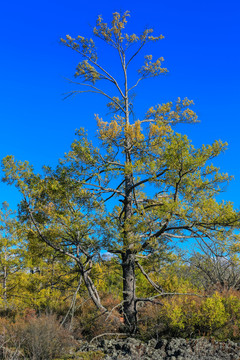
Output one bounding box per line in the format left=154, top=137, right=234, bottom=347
left=142, top=291, right=240, bottom=340
left=198, top=293, right=229, bottom=332
left=53, top=351, right=105, bottom=360
left=74, top=350, right=105, bottom=360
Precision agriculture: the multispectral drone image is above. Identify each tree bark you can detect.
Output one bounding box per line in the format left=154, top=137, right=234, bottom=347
left=122, top=250, right=137, bottom=334
left=3, top=248, right=7, bottom=306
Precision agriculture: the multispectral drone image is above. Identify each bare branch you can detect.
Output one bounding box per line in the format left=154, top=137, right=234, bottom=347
left=63, top=82, right=126, bottom=113
left=135, top=298, right=163, bottom=305
left=84, top=182, right=125, bottom=197
left=136, top=261, right=164, bottom=293
left=61, top=276, right=82, bottom=327
left=148, top=292, right=207, bottom=300
left=106, top=301, right=124, bottom=321
left=130, top=169, right=169, bottom=191
left=126, top=42, right=145, bottom=68
left=104, top=179, right=125, bottom=203
left=128, top=77, right=144, bottom=92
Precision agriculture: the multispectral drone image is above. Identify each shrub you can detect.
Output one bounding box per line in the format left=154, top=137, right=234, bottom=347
left=0, top=314, right=74, bottom=360
left=138, top=290, right=240, bottom=341
left=197, top=293, right=229, bottom=334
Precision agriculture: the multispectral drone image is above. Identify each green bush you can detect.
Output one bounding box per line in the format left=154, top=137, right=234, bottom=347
left=138, top=291, right=240, bottom=340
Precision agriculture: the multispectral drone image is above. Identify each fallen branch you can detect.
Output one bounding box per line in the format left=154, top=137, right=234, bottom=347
left=90, top=332, right=128, bottom=344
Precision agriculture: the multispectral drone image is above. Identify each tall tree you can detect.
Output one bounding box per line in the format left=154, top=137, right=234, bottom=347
left=2, top=11, right=239, bottom=333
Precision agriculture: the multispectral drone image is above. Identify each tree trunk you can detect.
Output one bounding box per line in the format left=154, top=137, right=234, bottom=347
left=80, top=265, right=107, bottom=314
left=122, top=250, right=137, bottom=334
left=121, top=52, right=137, bottom=334
left=3, top=265, right=7, bottom=304
left=3, top=248, right=7, bottom=306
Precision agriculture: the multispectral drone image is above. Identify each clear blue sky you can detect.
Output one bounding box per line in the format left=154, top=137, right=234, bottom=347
left=0, top=0, right=239, bottom=210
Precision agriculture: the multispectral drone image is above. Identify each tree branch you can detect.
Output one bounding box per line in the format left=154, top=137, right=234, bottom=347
left=63, top=83, right=126, bottom=113
left=63, top=44, right=125, bottom=98
left=136, top=261, right=164, bottom=293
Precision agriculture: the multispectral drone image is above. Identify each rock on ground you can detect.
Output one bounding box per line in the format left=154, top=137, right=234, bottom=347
left=77, top=337, right=240, bottom=360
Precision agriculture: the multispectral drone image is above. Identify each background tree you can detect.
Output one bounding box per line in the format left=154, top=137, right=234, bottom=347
left=2, top=11, right=240, bottom=334
left=185, top=233, right=240, bottom=291
left=1, top=158, right=108, bottom=314
left=0, top=202, right=25, bottom=309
